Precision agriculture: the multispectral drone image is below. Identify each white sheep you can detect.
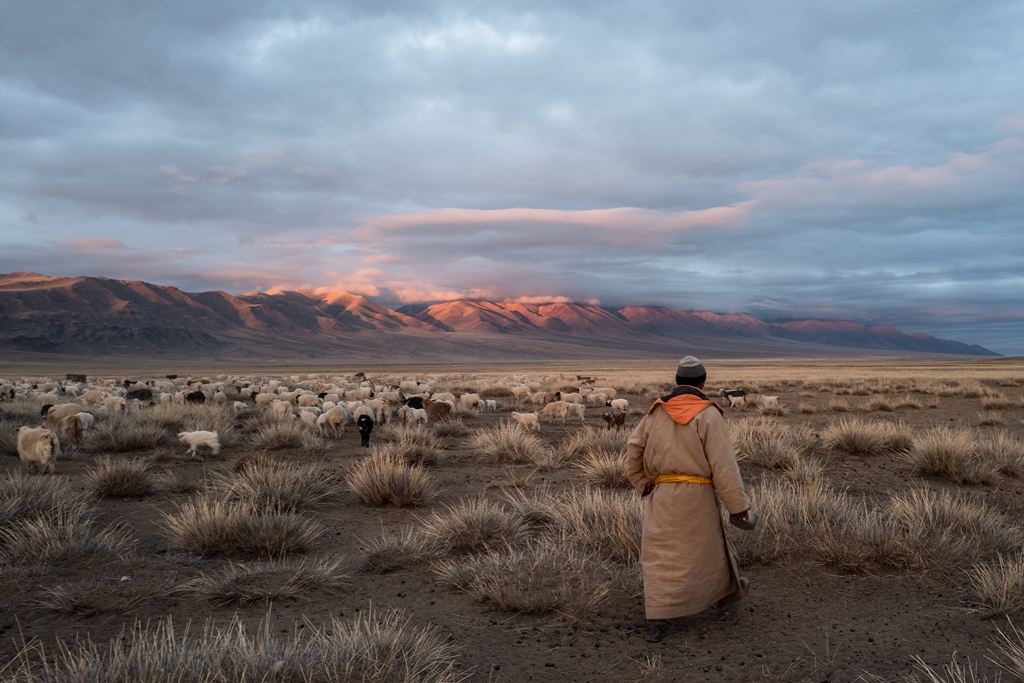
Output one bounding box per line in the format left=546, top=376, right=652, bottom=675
left=298, top=410, right=318, bottom=428
left=609, top=398, right=629, bottom=414
left=538, top=401, right=570, bottom=424
left=214, top=391, right=228, bottom=405
left=178, top=430, right=220, bottom=457
left=459, top=393, right=483, bottom=412
left=559, top=392, right=583, bottom=404
left=102, top=396, right=127, bottom=414
left=511, top=386, right=532, bottom=403
left=431, top=392, right=457, bottom=403
left=729, top=395, right=745, bottom=408
left=233, top=400, right=248, bottom=412
left=762, top=396, right=779, bottom=408
left=254, top=393, right=278, bottom=407
left=77, top=412, right=95, bottom=431
left=591, top=387, right=617, bottom=399
left=485, top=399, right=497, bottom=411
left=272, top=400, right=294, bottom=420
left=17, top=426, right=60, bottom=474
left=566, top=403, right=586, bottom=422
left=510, top=412, right=540, bottom=431
left=586, top=393, right=609, bottom=407
left=297, top=394, right=320, bottom=408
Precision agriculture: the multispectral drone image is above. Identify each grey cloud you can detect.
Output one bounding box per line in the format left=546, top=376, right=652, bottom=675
left=2, top=0, right=1024, bottom=353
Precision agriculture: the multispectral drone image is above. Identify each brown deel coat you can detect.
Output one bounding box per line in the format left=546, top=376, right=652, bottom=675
left=626, top=401, right=749, bottom=619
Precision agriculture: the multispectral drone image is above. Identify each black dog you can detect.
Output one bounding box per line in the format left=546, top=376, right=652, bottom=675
left=357, top=414, right=374, bottom=448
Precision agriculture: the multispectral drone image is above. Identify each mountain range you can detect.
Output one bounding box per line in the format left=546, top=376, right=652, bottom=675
left=0, top=272, right=998, bottom=361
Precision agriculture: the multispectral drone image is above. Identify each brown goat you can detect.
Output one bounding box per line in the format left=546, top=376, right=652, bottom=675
left=601, top=411, right=626, bottom=431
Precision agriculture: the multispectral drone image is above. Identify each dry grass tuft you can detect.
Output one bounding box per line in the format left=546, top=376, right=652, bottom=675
left=904, top=426, right=994, bottom=484
left=86, top=456, right=156, bottom=498
left=538, top=487, right=643, bottom=564
left=158, top=471, right=202, bottom=495
left=346, top=450, right=432, bottom=507
left=979, top=411, right=1005, bottom=426
left=730, top=417, right=813, bottom=469
left=162, top=498, right=322, bottom=557
left=0, top=472, right=88, bottom=527
left=212, top=463, right=336, bottom=513
left=3, top=609, right=461, bottom=683
left=183, top=555, right=348, bottom=605
left=574, top=451, right=630, bottom=488
left=827, top=398, right=850, bottom=412
left=895, top=395, right=923, bottom=410
left=0, top=416, right=22, bottom=456
left=433, top=539, right=613, bottom=615
left=38, top=577, right=179, bottom=615
left=82, top=417, right=169, bottom=453
left=982, top=394, right=1018, bottom=410
left=967, top=552, right=1024, bottom=617
left=361, top=526, right=422, bottom=574
left=231, top=451, right=279, bottom=471
left=0, top=504, right=136, bottom=565
left=864, top=397, right=894, bottom=412
left=980, top=432, right=1024, bottom=477
left=432, top=418, right=470, bottom=438
left=798, top=402, right=817, bottom=414
left=468, top=421, right=548, bottom=464
left=371, top=438, right=440, bottom=468
left=250, top=421, right=329, bottom=452
left=821, top=418, right=889, bottom=456
left=418, top=497, right=528, bottom=556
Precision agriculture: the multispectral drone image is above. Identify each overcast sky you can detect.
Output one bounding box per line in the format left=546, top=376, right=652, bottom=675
left=2, top=1, right=1023, bottom=353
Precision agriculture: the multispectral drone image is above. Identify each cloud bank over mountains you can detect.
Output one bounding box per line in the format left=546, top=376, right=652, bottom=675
left=1, top=1, right=1022, bottom=353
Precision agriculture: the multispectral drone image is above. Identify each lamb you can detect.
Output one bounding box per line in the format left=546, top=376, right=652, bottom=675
left=406, top=407, right=429, bottom=425
left=720, top=389, right=746, bottom=402
left=357, top=414, right=374, bottom=448
left=485, top=399, right=497, bottom=411
left=178, top=430, right=220, bottom=458
left=214, top=391, right=228, bottom=405
left=233, top=400, right=248, bottom=412
left=510, top=412, right=540, bottom=431
left=83, top=389, right=108, bottom=405
left=761, top=396, right=779, bottom=408
left=728, top=395, right=745, bottom=408
left=538, top=401, right=570, bottom=424
left=601, top=412, right=626, bottom=431
left=609, top=398, right=629, bottom=414
left=17, top=426, right=60, bottom=474
left=76, top=412, right=95, bottom=431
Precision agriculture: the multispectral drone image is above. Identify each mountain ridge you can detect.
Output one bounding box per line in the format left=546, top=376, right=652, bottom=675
left=0, top=272, right=999, bottom=359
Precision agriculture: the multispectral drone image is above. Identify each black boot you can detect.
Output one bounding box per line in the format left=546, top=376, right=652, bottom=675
left=645, top=619, right=675, bottom=643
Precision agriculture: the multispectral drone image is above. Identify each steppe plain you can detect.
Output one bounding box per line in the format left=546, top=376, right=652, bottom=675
left=2, top=357, right=1024, bottom=682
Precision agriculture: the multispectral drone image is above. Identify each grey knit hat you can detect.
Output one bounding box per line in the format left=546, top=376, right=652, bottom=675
left=676, top=356, right=707, bottom=379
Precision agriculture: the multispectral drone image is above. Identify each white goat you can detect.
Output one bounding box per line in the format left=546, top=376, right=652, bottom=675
left=510, top=412, right=540, bottom=431
left=178, top=430, right=220, bottom=457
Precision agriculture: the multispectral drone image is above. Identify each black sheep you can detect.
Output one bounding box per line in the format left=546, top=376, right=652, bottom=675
left=185, top=390, right=206, bottom=404
left=357, top=414, right=374, bottom=447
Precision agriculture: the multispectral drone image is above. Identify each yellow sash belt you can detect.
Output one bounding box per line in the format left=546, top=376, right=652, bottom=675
left=654, top=473, right=712, bottom=485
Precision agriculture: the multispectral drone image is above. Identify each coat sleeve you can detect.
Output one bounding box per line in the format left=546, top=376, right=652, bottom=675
left=626, top=414, right=652, bottom=494
left=695, top=409, right=748, bottom=514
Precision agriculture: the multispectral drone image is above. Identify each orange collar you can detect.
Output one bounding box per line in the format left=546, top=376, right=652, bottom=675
left=649, top=387, right=723, bottom=425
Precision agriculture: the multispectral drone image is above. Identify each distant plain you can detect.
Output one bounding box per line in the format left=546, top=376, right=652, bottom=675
left=2, top=356, right=1024, bottom=682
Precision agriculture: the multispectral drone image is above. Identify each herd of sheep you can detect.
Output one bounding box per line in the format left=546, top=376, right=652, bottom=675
left=2, top=372, right=635, bottom=475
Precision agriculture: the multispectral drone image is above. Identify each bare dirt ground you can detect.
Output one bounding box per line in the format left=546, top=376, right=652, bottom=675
left=2, top=357, right=1024, bottom=682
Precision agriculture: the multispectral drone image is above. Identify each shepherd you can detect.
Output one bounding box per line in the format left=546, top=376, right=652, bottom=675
left=626, top=356, right=756, bottom=643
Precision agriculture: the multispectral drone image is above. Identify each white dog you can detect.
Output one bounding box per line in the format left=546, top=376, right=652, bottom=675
left=177, top=430, right=220, bottom=458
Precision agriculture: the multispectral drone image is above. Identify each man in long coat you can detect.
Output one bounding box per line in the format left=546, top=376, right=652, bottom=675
left=626, top=356, right=751, bottom=643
